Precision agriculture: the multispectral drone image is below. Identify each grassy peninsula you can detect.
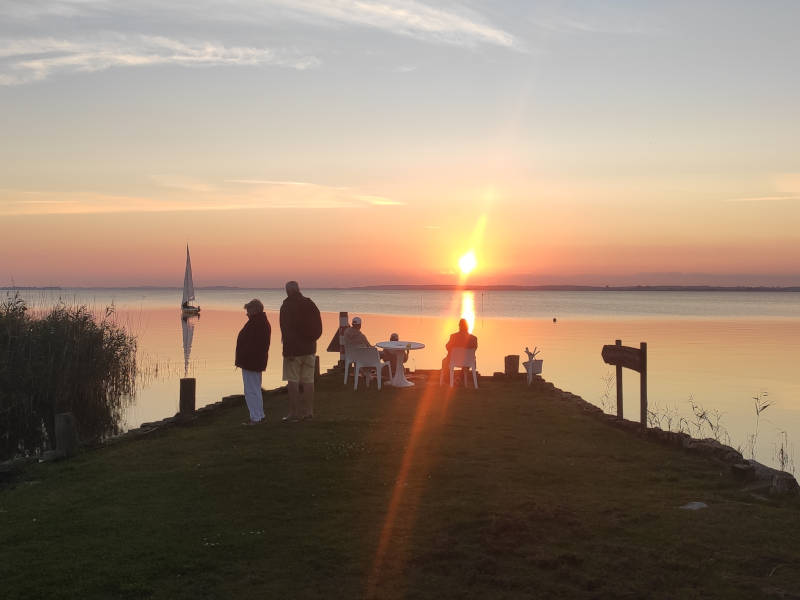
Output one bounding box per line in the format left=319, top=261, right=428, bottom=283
left=1, top=374, right=798, bottom=599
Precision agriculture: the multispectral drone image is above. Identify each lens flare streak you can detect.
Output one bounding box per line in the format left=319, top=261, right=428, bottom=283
left=368, top=215, right=488, bottom=593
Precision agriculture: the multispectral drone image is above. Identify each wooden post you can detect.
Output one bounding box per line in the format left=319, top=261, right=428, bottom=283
left=639, top=342, right=647, bottom=428
left=55, top=412, right=79, bottom=457
left=615, top=340, right=623, bottom=420
left=338, top=311, right=348, bottom=367
left=179, top=377, right=196, bottom=414
left=504, top=355, right=519, bottom=377
left=314, top=355, right=320, bottom=381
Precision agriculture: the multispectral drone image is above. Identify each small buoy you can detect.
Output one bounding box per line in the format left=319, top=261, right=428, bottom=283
left=553, top=317, right=557, bottom=323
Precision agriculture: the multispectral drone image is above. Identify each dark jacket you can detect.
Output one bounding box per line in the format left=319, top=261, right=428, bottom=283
left=280, top=292, right=322, bottom=357
left=235, top=311, right=271, bottom=371
left=446, top=331, right=478, bottom=353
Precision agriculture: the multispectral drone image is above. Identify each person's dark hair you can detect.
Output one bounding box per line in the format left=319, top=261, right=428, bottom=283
left=285, top=281, right=300, bottom=296
left=458, top=318, right=469, bottom=333
left=244, top=298, right=264, bottom=313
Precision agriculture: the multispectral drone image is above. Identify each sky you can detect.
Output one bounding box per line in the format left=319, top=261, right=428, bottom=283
left=1, top=0, right=799, bottom=287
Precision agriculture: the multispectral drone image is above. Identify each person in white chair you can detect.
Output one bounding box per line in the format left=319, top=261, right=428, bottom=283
left=441, top=318, right=478, bottom=383
left=343, top=316, right=390, bottom=386
left=343, top=316, right=372, bottom=348
left=342, top=316, right=372, bottom=383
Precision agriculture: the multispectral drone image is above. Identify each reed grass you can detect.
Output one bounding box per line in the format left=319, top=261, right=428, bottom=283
left=0, top=293, right=136, bottom=460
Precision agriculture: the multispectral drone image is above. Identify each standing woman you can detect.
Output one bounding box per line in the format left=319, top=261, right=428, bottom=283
left=236, top=298, right=271, bottom=424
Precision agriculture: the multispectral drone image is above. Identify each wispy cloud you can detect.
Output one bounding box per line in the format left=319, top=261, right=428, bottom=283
left=723, top=195, right=800, bottom=203
left=0, top=34, right=318, bottom=85
left=151, top=175, right=219, bottom=193
left=723, top=174, right=800, bottom=203
left=5, top=1, right=517, bottom=47
left=355, top=195, right=404, bottom=206
left=0, top=179, right=404, bottom=215
left=225, top=179, right=346, bottom=189
left=0, top=194, right=350, bottom=214
left=0, top=1, right=517, bottom=84
left=271, top=0, right=516, bottom=48
left=1, top=192, right=180, bottom=215
left=225, top=178, right=405, bottom=207
left=0, top=1, right=105, bottom=20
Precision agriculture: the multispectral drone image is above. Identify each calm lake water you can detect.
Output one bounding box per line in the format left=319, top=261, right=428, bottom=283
left=11, top=288, right=800, bottom=468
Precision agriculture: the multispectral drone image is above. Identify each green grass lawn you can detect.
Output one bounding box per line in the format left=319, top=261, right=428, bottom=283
left=1, top=372, right=799, bottom=599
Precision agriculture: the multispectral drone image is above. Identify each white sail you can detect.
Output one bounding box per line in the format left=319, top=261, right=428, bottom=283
left=182, top=245, right=195, bottom=304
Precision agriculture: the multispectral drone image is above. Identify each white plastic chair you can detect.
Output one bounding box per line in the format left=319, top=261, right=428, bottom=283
left=343, top=345, right=358, bottom=384
left=439, top=347, right=478, bottom=388
left=343, top=343, right=375, bottom=384
left=352, top=347, right=392, bottom=391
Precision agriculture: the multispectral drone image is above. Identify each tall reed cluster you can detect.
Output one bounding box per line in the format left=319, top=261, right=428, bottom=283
left=0, top=293, right=137, bottom=460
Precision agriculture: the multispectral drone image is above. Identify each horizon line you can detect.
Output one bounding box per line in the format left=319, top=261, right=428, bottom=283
left=4, top=284, right=800, bottom=292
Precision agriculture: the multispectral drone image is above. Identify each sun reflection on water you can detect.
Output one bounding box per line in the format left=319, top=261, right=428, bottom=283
left=460, top=291, right=475, bottom=333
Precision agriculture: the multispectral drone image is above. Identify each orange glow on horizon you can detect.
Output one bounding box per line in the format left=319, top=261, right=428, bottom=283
left=3, top=202, right=799, bottom=287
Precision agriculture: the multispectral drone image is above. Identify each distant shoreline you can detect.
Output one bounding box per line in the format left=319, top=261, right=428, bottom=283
left=3, top=285, right=800, bottom=292
left=350, top=284, right=800, bottom=292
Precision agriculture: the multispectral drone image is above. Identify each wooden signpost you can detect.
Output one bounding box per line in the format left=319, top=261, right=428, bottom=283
left=326, top=311, right=349, bottom=367
left=601, top=340, right=648, bottom=427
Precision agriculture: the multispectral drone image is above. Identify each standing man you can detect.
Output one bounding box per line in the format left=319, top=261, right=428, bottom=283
left=280, top=281, right=323, bottom=421
left=235, top=299, right=271, bottom=424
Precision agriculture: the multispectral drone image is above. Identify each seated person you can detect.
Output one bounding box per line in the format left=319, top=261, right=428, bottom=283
left=441, top=318, right=478, bottom=378
left=380, top=332, right=409, bottom=376
left=342, top=316, right=372, bottom=349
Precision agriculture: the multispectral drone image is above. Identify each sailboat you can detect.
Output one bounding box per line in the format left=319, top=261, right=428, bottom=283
left=181, top=245, right=201, bottom=316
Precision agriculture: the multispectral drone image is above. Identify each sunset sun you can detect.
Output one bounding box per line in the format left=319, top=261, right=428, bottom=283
left=458, top=251, right=477, bottom=275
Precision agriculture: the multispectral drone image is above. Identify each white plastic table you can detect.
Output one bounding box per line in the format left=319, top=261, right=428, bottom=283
left=375, top=340, right=425, bottom=387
